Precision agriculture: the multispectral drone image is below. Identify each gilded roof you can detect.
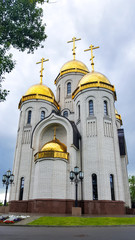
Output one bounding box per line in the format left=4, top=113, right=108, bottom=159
left=115, top=109, right=122, bottom=125
left=72, top=72, right=116, bottom=100
left=55, top=59, right=89, bottom=84
left=34, top=138, right=69, bottom=161
left=78, top=72, right=111, bottom=86
left=60, top=59, right=89, bottom=74
left=41, top=138, right=67, bottom=152
left=25, top=84, right=55, bottom=98
left=18, top=84, right=59, bottom=109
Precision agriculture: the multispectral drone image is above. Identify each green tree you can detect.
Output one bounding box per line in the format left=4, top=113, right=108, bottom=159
left=129, top=175, right=135, bottom=206
left=0, top=0, right=47, bottom=101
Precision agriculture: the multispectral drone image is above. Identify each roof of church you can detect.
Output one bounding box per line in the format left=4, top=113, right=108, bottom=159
left=41, top=138, right=67, bottom=153
left=78, top=71, right=110, bottom=86
left=60, top=59, right=89, bottom=74
left=18, top=84, right=59, bottom=109
left=34, top=135, right=69, bottom=161
left=25, top=84, right=54, bottom=97
left=115, top=109, right=122, bottom=125
left=72, top=71, right=117, bottom=100
left=54, top=59, right=89, bottom=84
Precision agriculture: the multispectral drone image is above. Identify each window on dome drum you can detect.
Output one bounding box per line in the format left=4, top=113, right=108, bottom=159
left=58, top=87, right=60, bottom=102
left=19, top=177, right=24, bottom=201
left=67, top=82, right=71, bottom=95
left=92, top=174, right=98, bottom=200
left=41, top=111, right=45, bottom=120
left=104, top=100, right=108, bottom=115
left=89, top=100, right=94, bottom=115
left=78, top=105, right=80, bottom=119
left=110, top=174, right=115, bottom=201
left=27, top=110, right=32, bottom=124
left=63, top=111, right=68, bottom=118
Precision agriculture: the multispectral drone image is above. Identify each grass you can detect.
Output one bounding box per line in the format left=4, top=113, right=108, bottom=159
left=28, top=216, right=135, bottom=226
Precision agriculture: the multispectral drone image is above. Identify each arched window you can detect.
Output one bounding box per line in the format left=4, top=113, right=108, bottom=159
left=58, top=87, right=60, bottom=102
left=110, top=174, right=115, bottom=200
left=41, top=111, right=45, bottom=120
left=104, top=100, right=108, bottom=115
left=19, top=177, right=24, bottom=201
left=27, top=110, right=32, bottom=124
left=63, top=111, right=68, bottom=118
left=67, top=82, right=71, bottom=95
left=89, top=100, right=94, bottom=115
left=92, top=174, right=98, bottom=200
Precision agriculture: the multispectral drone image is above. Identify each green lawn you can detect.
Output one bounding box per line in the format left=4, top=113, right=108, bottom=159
left=28, top=216, right=135, bottom=226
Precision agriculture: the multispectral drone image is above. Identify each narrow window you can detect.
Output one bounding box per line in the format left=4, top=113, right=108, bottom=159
left=78, top=105, right=80, bottom=119
left=58, top=87, right=60, bottom=102
left=27, top=110, right=32, bottom=124
left=110, top=174, right=115, bottom=200
left=41, top=111, right=45, bottom=120
left=67, top=82, right=71, bottom=95
left=63, top=111, right=68, bottom=118
left=89, top=100, right=94, bottom=115
left=104, top=100, right=108, bottom=115
left=19, top=177, right=24, bottom=201
left=92, top=174, right=98, bottom=200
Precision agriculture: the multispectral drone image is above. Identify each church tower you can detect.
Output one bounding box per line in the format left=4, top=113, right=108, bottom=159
left=10, top=58, right=59, bottom=202
left=9, top=40, right=131, bottom=214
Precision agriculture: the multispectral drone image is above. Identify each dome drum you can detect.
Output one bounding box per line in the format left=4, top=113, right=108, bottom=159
left=34, top=151, right=69, bottom=161
left=19, top=93, right=59, bottom=109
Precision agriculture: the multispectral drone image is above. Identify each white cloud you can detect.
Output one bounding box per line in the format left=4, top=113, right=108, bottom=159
left=0, top=192, right=9, bottom=204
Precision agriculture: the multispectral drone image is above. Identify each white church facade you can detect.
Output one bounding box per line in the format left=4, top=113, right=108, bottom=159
left=9, top=39, right=131, bottom=214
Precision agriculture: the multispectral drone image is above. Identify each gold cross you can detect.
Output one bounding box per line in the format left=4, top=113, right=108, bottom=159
left=36, top=57, right=49, bottom=84
left=84, top=44, right=99, bottom=72
left=67, top=37, right=81, bottom=60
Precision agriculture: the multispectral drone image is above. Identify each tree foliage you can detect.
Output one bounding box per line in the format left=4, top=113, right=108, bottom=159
left=0, top=0, right=47, bottom=101
left=129, top=175, right=135, bottom=204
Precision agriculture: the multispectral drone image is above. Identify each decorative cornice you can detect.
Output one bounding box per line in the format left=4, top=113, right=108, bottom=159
left=54, top=68, right=89, bottom=84
left=34, top=151, right=69, bottom=161
left=18, top=94, right=59, bottom=110
left=72, top=81, right=117, bottom=100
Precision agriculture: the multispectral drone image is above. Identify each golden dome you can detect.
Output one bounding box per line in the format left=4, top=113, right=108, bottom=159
left=34, top=138, right=69, bottom=161
left=19, top=84, right=59, bottom=109
left=78, top=72, right=110, bottom=86
left=72, top=72, right=116, bottom=100
left=55, top=59, right=89, bottom=84
left=41, top=138, right=67, bottom=152
left=115, top=109, right=122, bottom=125
left=25, top=84, right=55, bottom=98
left=60, top=59, right=89, bottom=73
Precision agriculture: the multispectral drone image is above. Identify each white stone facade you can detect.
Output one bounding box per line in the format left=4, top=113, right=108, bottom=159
left=10, top=58, right=131, bottom=212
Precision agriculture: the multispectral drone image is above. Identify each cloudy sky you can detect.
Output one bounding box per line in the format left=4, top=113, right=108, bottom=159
left=0, top=0, right=135, bottom=202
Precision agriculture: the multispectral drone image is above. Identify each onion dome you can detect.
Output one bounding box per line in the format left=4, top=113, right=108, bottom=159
left=41, top=138, right=67, bottom=152
left=25, top=84, right=54, bottom=97
left=18, top=84, right=59, bottom=109
left=54, top=59, right=89, bottom=84
left=115, top=109, right=123, bottom=125
left=72, top=72, right=117, bottom=100
left=34, top=135, right=69, bottom=161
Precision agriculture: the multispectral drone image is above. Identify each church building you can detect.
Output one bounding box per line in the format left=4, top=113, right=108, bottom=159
left=9, top=38, right=131, bottom=214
